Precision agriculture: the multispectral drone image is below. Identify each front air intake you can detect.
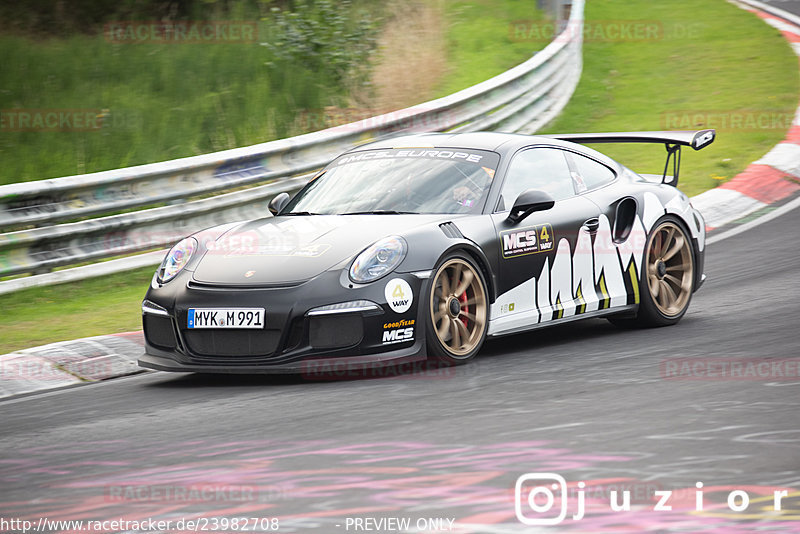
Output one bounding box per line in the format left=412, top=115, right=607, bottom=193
left=309, top=315, right=364, bottom=350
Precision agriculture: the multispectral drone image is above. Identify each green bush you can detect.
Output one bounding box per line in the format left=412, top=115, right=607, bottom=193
left=264, top=0, right=378, bottom=88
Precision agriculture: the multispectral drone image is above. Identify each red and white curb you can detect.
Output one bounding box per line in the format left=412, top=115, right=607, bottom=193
left=0, top=331, right=144, bottom=399
left=692, top=1, right=800, bottom=230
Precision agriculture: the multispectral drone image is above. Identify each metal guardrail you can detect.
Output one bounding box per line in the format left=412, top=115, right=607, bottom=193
left=0, top=0, right=583, bottom=291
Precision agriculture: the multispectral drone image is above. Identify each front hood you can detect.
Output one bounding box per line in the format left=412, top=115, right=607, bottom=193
left=192, top=214, right=451, bottom=285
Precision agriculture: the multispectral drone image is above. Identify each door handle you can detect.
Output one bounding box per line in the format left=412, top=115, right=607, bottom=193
left=582, top=217, right=600, bottom=233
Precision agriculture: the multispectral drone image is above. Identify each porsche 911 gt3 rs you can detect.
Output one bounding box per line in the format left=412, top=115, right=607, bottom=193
left=139, top=129, right=714, bottom=373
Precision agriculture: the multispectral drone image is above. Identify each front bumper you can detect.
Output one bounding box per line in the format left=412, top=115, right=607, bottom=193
left=139, top=269, right=430, bottom=374
left=139, top=345, right=425, bottom=374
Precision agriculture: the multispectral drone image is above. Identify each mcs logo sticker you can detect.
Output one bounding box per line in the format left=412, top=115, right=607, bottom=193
left=501, top=224, right=554, bottom=258
left=385, top=278, right=413, bottom=313
left=382, top=327, right=414, bottom=344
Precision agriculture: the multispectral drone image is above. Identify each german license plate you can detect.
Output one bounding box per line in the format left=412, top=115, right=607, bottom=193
left=188, top=308, right=265, bottom=329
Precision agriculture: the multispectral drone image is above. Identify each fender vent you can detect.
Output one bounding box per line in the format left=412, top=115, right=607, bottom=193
left=439, top=222, right=463, bottom=239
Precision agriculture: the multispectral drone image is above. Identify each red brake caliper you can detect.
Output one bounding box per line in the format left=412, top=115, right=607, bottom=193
left=459, top=290, right=469, bottom=328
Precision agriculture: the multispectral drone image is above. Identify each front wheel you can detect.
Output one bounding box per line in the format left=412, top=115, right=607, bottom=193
left=610, top=217, right=695, bottom=328
left=426, top=254, right=489, bottom=365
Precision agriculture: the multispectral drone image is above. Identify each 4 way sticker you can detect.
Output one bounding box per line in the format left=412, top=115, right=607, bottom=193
left=385, top=278, right=413, bottom=313
left=500, top=224, right=554, bottom=259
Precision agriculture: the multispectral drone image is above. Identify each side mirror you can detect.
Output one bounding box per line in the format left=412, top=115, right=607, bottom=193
left=507, top=189, right=555, bottom=223
left=268, top=192, right=290, bottom=216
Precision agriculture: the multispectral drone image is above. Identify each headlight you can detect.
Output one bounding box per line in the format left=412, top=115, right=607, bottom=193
left=349, top=236, right=407, bottom=283
left=158, top=237, right=197, bottom=283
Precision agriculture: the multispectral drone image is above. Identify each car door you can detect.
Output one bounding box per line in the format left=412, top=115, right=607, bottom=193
left=566, top=150, right=639, bottom=311
left=490, top=146, right=602, bottom=333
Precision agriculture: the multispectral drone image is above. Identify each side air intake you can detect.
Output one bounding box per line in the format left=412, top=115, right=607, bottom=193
left=439, top=222, right=464, bottom=239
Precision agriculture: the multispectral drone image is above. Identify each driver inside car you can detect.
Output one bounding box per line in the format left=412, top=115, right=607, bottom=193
left=451, top=165, right=495, bottom=209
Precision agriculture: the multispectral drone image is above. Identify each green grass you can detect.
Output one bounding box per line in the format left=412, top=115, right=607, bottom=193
left=0, top=267, right=154, bottom=354
left=0, top=2, right=378, bottom=185
left=433, top=0, right=546, bottom=96
left=0, top=34, right=320, bottom=183
left=541, top=0, right=799, bottom=197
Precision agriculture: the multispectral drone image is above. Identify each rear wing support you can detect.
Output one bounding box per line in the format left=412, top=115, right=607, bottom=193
left=664, top=143, right=681, bottom=185
left=543, top=130, right=715, bottom=187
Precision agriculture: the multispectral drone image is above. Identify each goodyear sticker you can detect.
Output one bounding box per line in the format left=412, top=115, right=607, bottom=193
left=385, top=278, right=413, bottom=313
left=500, top=224, right=554, bottom=259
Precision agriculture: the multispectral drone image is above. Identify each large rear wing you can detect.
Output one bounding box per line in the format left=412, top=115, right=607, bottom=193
left=543, top=130, right=716, bottom=186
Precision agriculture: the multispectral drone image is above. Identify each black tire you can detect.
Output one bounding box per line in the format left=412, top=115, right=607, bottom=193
left=425, top=253, right=489, bottom=365
left=610, top=216, right=695, bottom=328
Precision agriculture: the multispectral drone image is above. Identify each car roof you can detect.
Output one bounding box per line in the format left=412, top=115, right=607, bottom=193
left=347, top=131, right=619, bottom=167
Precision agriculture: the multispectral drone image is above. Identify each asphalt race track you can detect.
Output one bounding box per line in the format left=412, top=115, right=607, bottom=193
left=1, top=205, right=799, bottom=532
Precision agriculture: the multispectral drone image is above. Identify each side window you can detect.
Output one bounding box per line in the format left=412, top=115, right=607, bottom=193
left=497, top=148, right=574, bottom=211
left=571, top=153, right=616, bottom=191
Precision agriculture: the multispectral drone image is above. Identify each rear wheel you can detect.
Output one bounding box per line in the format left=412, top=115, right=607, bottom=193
left=426, top=254, right=489, bottom=365
left=610, top=217, right=695, bottom=328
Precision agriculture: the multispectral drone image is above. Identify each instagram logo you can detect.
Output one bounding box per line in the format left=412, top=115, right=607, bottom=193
left=514, top=473, right=793, bottom=525
left=515, top=473, right=569, bottom=525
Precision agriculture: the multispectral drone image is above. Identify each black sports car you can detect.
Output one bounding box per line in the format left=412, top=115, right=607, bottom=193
left=139, top=130, right=713, bottom=374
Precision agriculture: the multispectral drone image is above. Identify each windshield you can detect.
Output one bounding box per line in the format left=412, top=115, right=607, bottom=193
left=283, top=148, right=500, bottom=215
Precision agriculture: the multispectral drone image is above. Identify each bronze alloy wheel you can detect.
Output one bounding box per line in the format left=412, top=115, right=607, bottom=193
left=429, top=257, right=488, bottom=359
left=645, top=221, right=694, bottom=317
